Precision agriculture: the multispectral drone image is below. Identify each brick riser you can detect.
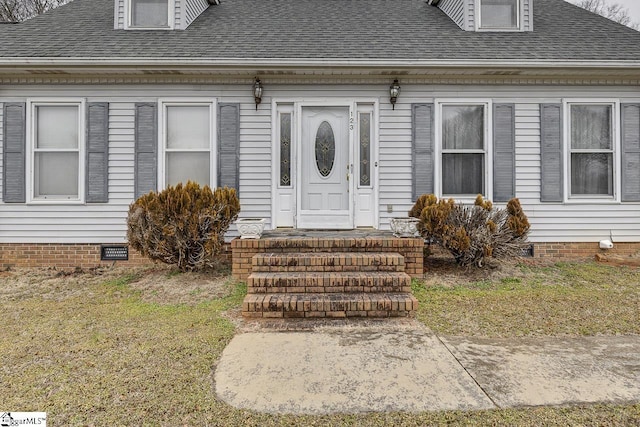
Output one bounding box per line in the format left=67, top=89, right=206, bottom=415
left=247, top=272, right=411, bottom=294
left=252, top=252, right=405, bottom=273
left=243, top=293, right=418, bottom=319
left=232, top=235, right=424, bottom=280
left=241, top=250, right=418, bottom=319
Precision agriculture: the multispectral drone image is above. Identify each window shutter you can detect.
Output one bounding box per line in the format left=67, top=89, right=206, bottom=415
left=540, top=104, right=563, bottom=202
left=217, top=103, right=240, bottom=193
left=622, top=104, right=640, bottom=202
left=412, top=103, right=434, bottom=200
left=493, top=103, right=516, bottom=202
left=2, top=102, right=26, bottom=203
left=86, top=102, right=109, bottom=203
left=134, top=102, right=158, bottom=199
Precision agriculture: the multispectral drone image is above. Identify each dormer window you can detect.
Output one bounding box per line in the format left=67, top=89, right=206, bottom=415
left=479, top=0, right=519, bottom=29
left=130, top=0, right=171, bottom=29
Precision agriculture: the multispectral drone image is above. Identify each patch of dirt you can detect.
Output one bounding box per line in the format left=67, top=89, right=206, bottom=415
left=0, top=263, right=236, bottom=306
left=0, top=265, right=125, bottom=301
left=595, top=253, right=640, bottom=268
left=422, top=251, right=556, bottom=287
left=127, top=266, right=235, bottom=305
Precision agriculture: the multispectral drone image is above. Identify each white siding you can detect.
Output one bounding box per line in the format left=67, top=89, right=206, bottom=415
left=465, top=0, right=476, bottom=31
left=514, top=103, right=640, bottom=243
left=115, top=0, right=125, bottom=29
left=0, top=85, right=265, bottom=243
left=1, top=83, right=640, bottom=243
left=439, top=0, right=533, bottom=31
left=523, top=0, right=533, bottom=31
left=108, top=103, right=136, bottom=205
left=238, top=100, right=272, bottom=224
left=174, top=0, right=182, bottom=29
left=379, top=99, right=415, bottom=226
left=387, top=85, right=640, bottom=243
left=115, top=0, right=192, bottom=30
left=0, top=102, right=3, bottom=199
left=183, top=0, right=209, bottom=29
left=436, top=0, right=465, bottom=29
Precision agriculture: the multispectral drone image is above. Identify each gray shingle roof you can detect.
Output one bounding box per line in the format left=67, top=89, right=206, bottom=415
left=0, top=0, right=639, bottom=62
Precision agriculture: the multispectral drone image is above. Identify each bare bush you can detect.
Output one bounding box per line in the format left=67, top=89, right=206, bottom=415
left=0, top=0, right=70, bottom=22
left=410, top=194, right=531, bottom=268
left=574, top=0, right=639, bottom=30
left=127, top=182, right=240, bottom=271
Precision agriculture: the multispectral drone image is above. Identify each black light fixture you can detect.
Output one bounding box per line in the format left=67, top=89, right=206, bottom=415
left=253, top=77, right=263, bottom=110
left=390, top=79, right=400, bottom=110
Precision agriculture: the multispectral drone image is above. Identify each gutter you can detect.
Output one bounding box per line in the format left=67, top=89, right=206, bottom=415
left=0, top=57, right=639, bottom=70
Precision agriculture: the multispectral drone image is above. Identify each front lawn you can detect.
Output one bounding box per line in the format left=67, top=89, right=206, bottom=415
left=413, top=260, right=640, bottom=337
left=0, top=262, right=639, bottom=426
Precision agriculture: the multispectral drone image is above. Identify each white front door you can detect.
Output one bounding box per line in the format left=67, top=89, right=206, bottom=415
left=298, top=106, right=353, bottom=228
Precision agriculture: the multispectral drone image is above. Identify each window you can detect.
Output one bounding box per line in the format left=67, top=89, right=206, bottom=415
left=161, top=101, right=215, bottom=188
left=130, top=0, right=170, bottom=28
left=359, top=111, right=372, bottom=187
left=567, top=103, right=618, bottom=199
left=480, top=0, right=519, bottom=29
left=439, top=103, right=489, bottom=198
left=29, top=101, right=84, bottom=202
left=279, top=111, right=292, bottom=187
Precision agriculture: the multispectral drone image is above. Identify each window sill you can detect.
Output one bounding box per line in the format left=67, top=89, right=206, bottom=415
left=476, top=27, right=523, bottom=32
left=124, top=26, right=173, bottom=31
left=563, top=198, right=620, bottom=205
left=27, top=199, right=85, bottom=206
left=441, top=196, right=486, bottom=205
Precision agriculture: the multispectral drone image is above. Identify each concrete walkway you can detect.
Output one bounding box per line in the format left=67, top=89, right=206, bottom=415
left=214, top=321, right=640, bottom=414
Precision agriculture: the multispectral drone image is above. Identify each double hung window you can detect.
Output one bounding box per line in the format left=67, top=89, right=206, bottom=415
left=161, top=101, right=215, bottom=188
left=130, top=0, right=170, bottom=28
left=567, top=103, right=617, bottom=199
left=440, top=104, right=489, bottom=198
left=479, top=0, right=519, bottom=29
left=29, top=101, right=84, bottom=202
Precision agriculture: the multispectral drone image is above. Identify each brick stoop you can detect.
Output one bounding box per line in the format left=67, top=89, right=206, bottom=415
left=241, top=250, right=418, bottom=319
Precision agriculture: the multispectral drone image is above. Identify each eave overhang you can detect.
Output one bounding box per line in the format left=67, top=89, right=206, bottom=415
left=0, top=57, right=639, bottom=84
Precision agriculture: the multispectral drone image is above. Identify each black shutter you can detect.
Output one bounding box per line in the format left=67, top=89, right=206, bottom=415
left=622, top=104, right=640, bottom=202
left=217, top=103, right=240, bottom=192
left=540, top=104, right=563, bottom=202
left=2, top=102, right=26, bottom=203
left=86, top=102, right=109, bottom=203
left=493, top=103, right=516, bottom=202
left=412, top=103, right=434, bottom=200
left=134, top=103, right=158, bottom=199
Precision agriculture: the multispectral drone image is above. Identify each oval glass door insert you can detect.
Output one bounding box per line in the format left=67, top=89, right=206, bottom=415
left=315, top=121, right=336, bottom=177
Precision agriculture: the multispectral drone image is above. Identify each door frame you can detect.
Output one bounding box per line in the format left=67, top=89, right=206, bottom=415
left=271, top=97, right=380, bottom=229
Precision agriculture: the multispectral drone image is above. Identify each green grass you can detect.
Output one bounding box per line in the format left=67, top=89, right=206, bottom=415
left=1, top=264, right=639, bottom=425
left=413, top=261, right=640, bottom=337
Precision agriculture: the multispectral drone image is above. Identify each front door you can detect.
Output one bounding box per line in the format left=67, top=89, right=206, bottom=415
left=298, top=106, right=352, bottom=228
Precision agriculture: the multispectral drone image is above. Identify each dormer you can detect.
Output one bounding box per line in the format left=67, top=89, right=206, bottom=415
left=429, top=0, right=533, bottom=32
left=114, top=0, right=217, bottom=30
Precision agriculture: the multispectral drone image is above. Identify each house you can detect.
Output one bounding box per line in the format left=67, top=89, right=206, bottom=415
left=0, top=0, right=639, bottom=269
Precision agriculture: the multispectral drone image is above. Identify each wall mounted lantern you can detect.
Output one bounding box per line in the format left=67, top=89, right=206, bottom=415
left=253, top=77, right=263, bottom=110
left=389, top=79, right=400, bottom=110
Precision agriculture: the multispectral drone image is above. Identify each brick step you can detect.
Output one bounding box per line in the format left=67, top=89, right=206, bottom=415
left=252, top=252, right=405, bottom=272
left=242, top=292, right=418, bottom=319
left=247, top=271, right=411, bottom=294
left=237, top=235, right=423, bottom=252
